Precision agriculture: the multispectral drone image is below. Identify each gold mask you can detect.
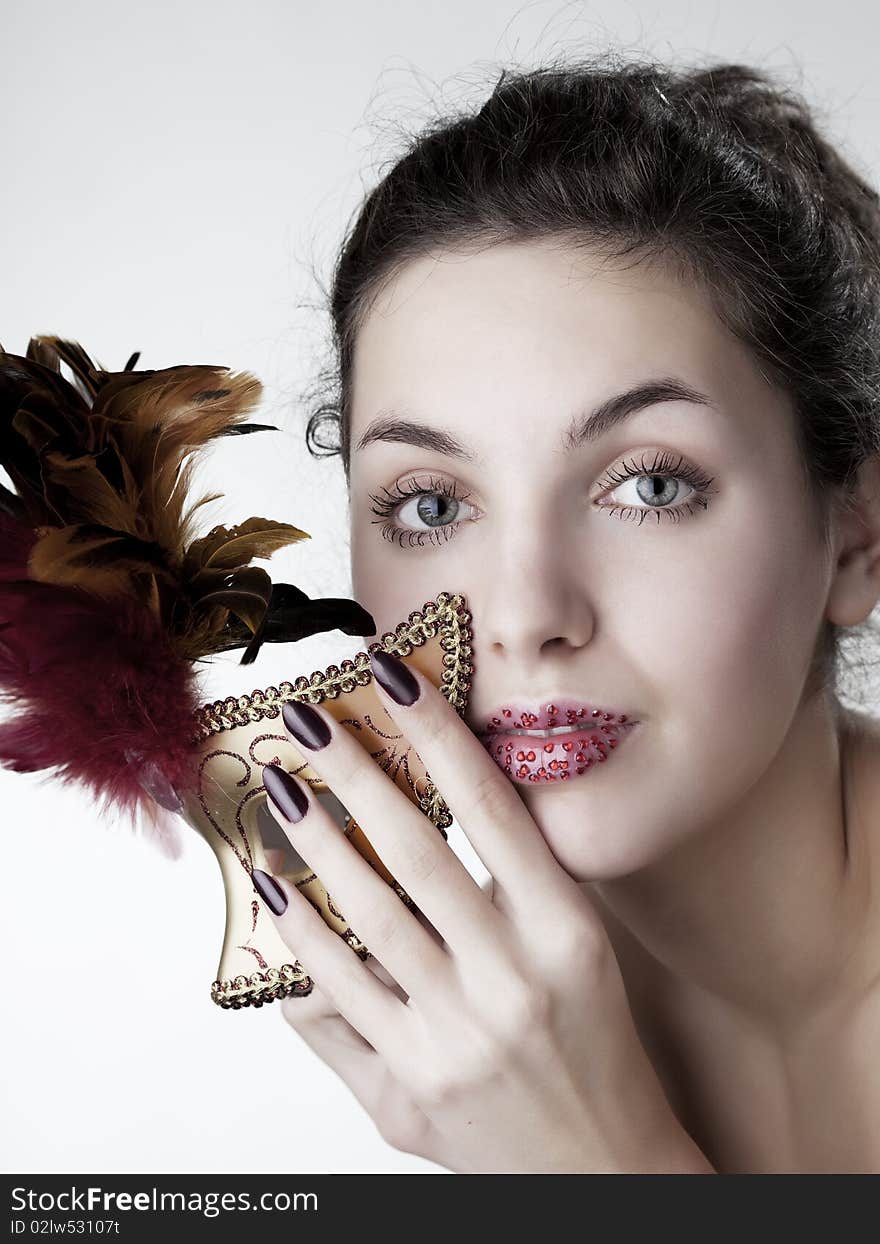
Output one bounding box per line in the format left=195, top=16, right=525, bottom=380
left=184, top=591, right=473, bottom=1010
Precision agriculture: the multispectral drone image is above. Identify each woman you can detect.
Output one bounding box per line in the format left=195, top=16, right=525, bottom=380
left=254, top=53, right=880, bottom=1173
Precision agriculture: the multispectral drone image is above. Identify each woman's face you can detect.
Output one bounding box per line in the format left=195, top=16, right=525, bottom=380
left=347, top=239, right=834, bottom=880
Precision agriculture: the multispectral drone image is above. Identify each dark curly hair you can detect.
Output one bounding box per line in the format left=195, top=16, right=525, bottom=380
left=300, top=50, right=880, bottom=708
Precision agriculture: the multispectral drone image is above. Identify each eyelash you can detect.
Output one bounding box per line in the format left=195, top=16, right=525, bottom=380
left=367, top=451, right=718, bottom=548
left=598, top=450, right=718, bottom=525
left=368, top=474, right=475, bottom=549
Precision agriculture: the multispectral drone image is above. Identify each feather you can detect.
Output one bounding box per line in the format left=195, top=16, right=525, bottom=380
left=0, top=336, right=376, bottom=857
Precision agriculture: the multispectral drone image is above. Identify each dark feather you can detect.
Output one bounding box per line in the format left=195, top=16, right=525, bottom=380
left=0, top=336, right=376, bottom=854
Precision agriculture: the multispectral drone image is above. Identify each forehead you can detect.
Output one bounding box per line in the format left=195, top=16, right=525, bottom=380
left=350, top=239, right=764, bottom=431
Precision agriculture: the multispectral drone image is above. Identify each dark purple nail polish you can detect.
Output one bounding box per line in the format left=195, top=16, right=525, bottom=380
left=252, top=867, right=288, bottom=915
left=282, top=700, right=332, bottom=751
left=369, top=649, right=421, bottom=706
left=263, top=763, right=310, bottom=822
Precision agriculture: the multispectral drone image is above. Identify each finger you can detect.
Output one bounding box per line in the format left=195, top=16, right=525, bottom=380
left=286, top=977, right=376, bottom=1049
left=280, top=946, right=410, bottom=1055
left=367, top=953, right=409, bottom=998
left=366, top=653, right=584, bottom=913
left=279, top=987, right=386, bottom=1108
left=372, top=902, right=447, bottom=998
left=285, top=962, right=400, bottom=1047
left=279, top=994, right=440, bottom=1160
left=277, top=686, right=508, bottom=961
left=251, top=867, right=415, bottom=1066
left=261, top=766, right=452, bottom=1006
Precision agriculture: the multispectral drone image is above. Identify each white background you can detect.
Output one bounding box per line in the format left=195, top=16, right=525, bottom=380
left=1, top=0, right=877, bottom=1175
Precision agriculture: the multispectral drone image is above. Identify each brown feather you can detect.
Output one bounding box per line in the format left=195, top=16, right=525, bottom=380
left=2, top=334, right=377, bottom=669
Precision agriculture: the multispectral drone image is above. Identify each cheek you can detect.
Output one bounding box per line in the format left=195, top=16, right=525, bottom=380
left=621, top=507, right=828, bottom=783
left=524, top=524, right=828, bottom=879
left=348, top=517, right=460, bottom=635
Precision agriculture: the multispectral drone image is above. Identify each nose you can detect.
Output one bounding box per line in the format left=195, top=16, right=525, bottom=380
left=474, top=537, right=596, bottom=666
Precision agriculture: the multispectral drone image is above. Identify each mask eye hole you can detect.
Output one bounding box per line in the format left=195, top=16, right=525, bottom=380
left=255, top=796, right=309, bottom=873
left=313, top=786, right=354, bottom=832
left=255, top=786, right=354, bottom=875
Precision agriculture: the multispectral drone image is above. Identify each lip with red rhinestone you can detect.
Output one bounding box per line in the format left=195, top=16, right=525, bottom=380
left=476, top=702, right=639, bottom=785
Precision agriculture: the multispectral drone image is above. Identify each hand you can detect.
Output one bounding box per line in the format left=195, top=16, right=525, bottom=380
left=256, top=651, right=715, bottom=1174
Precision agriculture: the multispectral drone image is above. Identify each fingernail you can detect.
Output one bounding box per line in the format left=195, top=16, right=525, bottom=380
left=282, top=700, right=332, bottom=751
left=251, top=867, right=288, bottom=915
left=262, top=763, right=310, bottom=823
left=368, top=650, right=421, bottom=706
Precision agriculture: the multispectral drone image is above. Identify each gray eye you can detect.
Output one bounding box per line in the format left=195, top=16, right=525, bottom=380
left=398, top=492, right=467, bottom=529
left=609, top=474, right=695, bottom=509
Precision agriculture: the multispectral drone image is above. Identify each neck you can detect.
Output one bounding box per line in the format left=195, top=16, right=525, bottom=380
left=586, top=692, right=876, bottom=1040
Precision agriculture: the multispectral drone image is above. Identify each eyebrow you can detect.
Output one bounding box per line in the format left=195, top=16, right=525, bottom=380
left=353, top=377, right=718, bottom=465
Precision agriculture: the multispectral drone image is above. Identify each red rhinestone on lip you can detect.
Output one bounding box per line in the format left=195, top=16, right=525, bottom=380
left=479, top=711, right=638, bottom=786
left=480, top=699, right=637, bottom=736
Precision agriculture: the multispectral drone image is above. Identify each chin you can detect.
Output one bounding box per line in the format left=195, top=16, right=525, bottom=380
left=521, top=787, right=681, bottom=883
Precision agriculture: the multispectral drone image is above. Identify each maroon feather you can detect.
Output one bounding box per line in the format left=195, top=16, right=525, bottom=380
left=0, top=510, right=200, bottom=857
